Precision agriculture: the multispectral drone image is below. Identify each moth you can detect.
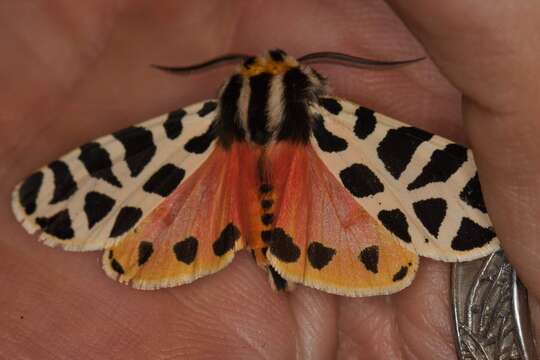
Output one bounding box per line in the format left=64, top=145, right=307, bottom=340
left=11, top=49, right=499, bottom=296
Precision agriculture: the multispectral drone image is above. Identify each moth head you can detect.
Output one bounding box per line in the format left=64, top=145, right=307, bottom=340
left=240, top=49, right=299, bottom=77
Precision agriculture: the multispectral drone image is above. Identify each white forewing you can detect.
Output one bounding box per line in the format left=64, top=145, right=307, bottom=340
left=12, top=100, right=218, bottom=251
left=310, top=97, right=499, bottom=262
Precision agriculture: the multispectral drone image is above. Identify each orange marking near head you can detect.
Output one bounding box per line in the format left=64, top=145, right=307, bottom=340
left=240, top=55, right=298, bottom=77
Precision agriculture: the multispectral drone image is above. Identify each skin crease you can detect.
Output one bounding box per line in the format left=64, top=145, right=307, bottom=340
left=0, top=0, right=538, bottom=359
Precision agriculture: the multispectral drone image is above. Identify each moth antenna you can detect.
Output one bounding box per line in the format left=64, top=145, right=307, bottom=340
left=151, top=53, right=251, bottom=73
left=298, top=51, right=426, bottom=68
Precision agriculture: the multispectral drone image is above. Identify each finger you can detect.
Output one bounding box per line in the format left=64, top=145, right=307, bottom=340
left=385, top=0, right=540, bottom=299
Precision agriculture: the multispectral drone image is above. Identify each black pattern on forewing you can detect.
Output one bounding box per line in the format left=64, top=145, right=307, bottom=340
left=309, top=98, right=499, bottom=261
left=12, top=101, right=218, bottom=251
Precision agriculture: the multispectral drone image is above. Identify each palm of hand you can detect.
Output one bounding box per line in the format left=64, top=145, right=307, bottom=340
left=1, top=1, right=539, bottom=359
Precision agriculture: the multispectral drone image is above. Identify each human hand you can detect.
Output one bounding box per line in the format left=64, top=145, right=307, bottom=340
left=1, top=1, right=538, bottom=359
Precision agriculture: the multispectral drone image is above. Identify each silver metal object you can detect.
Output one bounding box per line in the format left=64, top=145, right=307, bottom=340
left=452, top=250, right=537, bottom=359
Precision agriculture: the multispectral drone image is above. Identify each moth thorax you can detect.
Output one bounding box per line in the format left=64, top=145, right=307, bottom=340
left=216, top=64, right=328, bottom=146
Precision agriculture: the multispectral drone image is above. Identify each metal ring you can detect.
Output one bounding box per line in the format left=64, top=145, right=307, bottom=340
left=452, top=250, right=537, bottom=359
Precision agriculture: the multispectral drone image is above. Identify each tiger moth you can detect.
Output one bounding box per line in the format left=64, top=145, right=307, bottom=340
left=11, top=49, right=499, bottom=296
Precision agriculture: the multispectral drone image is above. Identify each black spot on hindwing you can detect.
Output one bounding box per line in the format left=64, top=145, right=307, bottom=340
left=378, top=209, right=411, bottom=243
left=164, top=108, right=186, bottom=139
left=451, top=218, right=496, bottom=251
left=109, top=206, right=143, bottom=237
left=197, top=101, right=218, bottom=117
left=312, top=114, right=347, bottom=152
left=213, top=223, right=241, bottom=256
left=113, top=126, right=157, bottom=177
left=307, top=242, right=336, bottom=270
left=339, top=164, right=384, bottom=197
left=319, top=97, right=342, bottom=115
left=377, top=126, right=433, bottom=179
left=143, top=164, right=185, bottom=197
left=413, top=198, right=447, bottom=237
left=359, top=245, right=379, bottom=273
left=138, top=241, right=154, bottom=265
left=19, top=171, right=43, bottom=215
left=79, top=142, right=122, bottom=187
left=48, top=160, right=77, bottom=204
left=262, top=228, right=300, bottom=263
left=392, top=266, right=408, bottom=282
left=36, top=209, right=74, bottom=240
left=460, top=174, right=487, bottom=213
left=173, top=237, right=198, bottom=264
left=354, top=107, right=376, bottom=139
left=84, top=191, right=115, bottom=229
left=111, top=257, right=125, bottom=274
left=408, top=143, right=468, bottom=190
